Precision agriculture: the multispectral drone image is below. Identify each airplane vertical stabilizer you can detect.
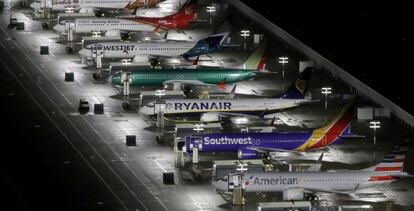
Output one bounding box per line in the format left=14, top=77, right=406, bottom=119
left=240, top=39, right=267, bottom=70
left=296, top=99, right=355, bottom=150
left=362, top=141, right=409, bottom=172
left=279, top=67, right=312, bottom=99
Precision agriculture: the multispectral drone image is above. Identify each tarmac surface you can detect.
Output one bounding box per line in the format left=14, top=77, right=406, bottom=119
left=0, top=1, right=414, bottom=211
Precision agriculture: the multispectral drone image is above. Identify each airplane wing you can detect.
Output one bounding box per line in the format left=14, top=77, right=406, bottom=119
left=162, top=79, right=217, bottom=87
left=246, top=146, right=303, bottom=154
left=105, top=29, right=121, bottom=37
left=300, top=187, right=355, bottom=195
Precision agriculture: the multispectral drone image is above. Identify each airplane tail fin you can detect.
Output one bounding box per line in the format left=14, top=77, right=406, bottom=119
left=362, top=141, right=409, bottom=172
left=184, top=32, right=229, bottom=58
left=203, top=32, right=228, bottom=49
left=240, top=39, right=267, bottom=70
left=303, top=99, right=355, bottom=150
left=279, top=67, right=313, bottom=99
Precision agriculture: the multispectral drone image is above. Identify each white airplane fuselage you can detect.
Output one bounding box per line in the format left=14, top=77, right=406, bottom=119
left=79, top=0, right=133, bottom=9
left=140, top=98, right=307, bottom=115
left=214, top=171, right=405, bottom=193
left=74, top=18, right=155, bottom=33
left=30, top=0, right=80, bottom=11
left=79, top=41, right=195, bottom=58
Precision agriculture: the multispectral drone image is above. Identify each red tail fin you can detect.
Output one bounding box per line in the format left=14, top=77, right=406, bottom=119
left=257, top=55, right=266, bottom=71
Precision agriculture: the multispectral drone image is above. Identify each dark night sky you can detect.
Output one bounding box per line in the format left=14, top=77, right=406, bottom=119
left=240, top=1, right=413, bottom=113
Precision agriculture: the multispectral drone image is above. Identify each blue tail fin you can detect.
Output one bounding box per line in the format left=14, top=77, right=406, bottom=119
left=183, top=33, right=228, bottom=58
left=280, top=67, right=313, bottom=99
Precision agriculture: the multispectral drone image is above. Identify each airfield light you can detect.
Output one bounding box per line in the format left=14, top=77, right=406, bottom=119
left=236, top=162, right=248, bottom=173
left=121, top=59, right=131, bottom=65
left=369, top=121, right=381, bottom=145
left=240, top=30, right=250, bottom=50
left=321, top=87, right=332, bottom=110
left=206, top=6, right=216, bottom=25
left=155, top=89, right=165, bottom=98
left=193, top=123, right=204, bottom=133
left=91, top=31, right=102, bottom=38
left=278, top=56, right=289, bottom=78
left=65, top=7, right=74, bottom=14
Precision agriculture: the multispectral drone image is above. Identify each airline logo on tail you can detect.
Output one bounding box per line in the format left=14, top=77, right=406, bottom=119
left=363, top=141, right=408, bottom=175
left=296, top=100, right=355, bottom=151
left=374, top=148, right=406, bottom=172
left=295, top=79, right=307, bottom=95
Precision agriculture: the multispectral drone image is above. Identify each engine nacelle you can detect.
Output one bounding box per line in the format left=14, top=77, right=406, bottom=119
left=200, top=112, right=220, bottom=122
left=164, top=82, right=183, bottom=91
left=237, top=148, right=258, bottom=160
left=282, top=188, right=305, bottom=201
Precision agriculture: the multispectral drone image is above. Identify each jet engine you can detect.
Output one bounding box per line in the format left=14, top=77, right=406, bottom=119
left=163, top=82, right=183, bottom=91
left=237, top=148, right=258, bottom=159
left=200, top=112, right=220, bottom=122
left=282, top=188, right=305, bottom=201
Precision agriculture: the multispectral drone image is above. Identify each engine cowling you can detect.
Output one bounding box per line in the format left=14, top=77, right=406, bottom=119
left=200, top=112, right=220, bottom=122
left=282, top=188, right=305, bottom=201
left=237, top=148, right=258, bottom=159
left=163, top=82, right=183, bottom=91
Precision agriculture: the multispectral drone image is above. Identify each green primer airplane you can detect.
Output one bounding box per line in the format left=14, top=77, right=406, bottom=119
left=111, top=39, right=268, bottom=88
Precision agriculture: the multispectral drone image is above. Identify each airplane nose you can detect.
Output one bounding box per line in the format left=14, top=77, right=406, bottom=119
left=212, top=180, right=228, bottom=192
left=53, top=24, right=65, bottom=33
left=78, top=48, right=92, bottom=58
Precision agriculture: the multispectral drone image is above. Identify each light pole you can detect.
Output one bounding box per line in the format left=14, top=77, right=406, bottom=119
left=240, top=30, right=250, bottom=50
left=206, top=6, right=216, bottom=25
left=193, top=123, right=204, bottom=134
left=155, top=89, right=165, bottom=99
left=278, top=56, right=288, bottom=79
left=236, top=162, right=248, bottom=173
left=191, top=124, right=204, bottom=165
left=321, top=87, right=332, bottom=110
left=231, top=162, right=248, bottom=206
left=370, top=121, right=381, bottom=145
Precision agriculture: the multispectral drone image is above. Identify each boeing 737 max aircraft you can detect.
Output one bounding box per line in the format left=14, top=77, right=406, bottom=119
left=213, top=142, right=412, bottom=201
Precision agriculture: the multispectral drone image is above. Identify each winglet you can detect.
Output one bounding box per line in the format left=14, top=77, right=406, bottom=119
left=305, top=153, right=324, bottom=172
left=224, top=84, right=237, bottom=99
left=192, top=56, right=200, bottom=66
left=317, top=153, right=324, bottom=163
left=268, top=116, right=276, bottom=126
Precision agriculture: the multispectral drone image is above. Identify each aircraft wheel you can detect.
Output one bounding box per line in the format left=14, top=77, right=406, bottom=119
left=307, top=193, right=319, bottom=202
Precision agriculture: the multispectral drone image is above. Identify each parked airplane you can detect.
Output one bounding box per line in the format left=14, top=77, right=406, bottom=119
left=31, top=0, right=80, bottom=11
left=181, top=98, right=354, bottom=159
left=53, top=0, right=196, bottom=35
left=134, top=0, right=189, bottom=18
left=31, top=0, right=163, bottom=12
left=139, top=68, right=313, bottom=121
left=79, top=32, right=228, bottom=60
left=213, top=142, right=412, bottom=201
